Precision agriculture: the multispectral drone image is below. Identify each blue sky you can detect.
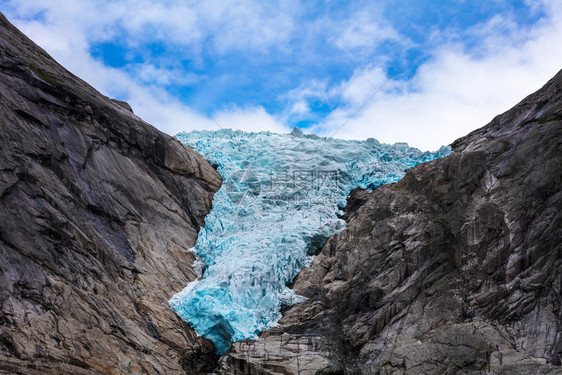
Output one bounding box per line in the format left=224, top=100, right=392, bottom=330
left=2, top=0, right=561, bottom=150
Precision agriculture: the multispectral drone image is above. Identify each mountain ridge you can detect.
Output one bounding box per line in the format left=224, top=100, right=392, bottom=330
left=0, top=10, right=560, bottom=375
left=0, top=12, right=221, bottom=374
left=217, top=71, right=562, bottom=374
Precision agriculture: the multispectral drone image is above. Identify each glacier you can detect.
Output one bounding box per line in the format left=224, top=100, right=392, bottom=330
left=169, top=128, right=451, bottom=354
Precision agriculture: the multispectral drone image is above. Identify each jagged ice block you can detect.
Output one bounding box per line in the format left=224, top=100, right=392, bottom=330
left=169, top=128, right=451, bottom=354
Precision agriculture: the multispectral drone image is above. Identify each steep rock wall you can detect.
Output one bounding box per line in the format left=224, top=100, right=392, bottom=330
left=219, top=71, right=562, bottom=374
left=0, top=13, right=221, bottom=375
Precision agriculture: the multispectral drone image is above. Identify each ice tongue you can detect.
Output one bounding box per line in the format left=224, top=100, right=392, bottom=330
left=169, top=128, right=451, bottom=354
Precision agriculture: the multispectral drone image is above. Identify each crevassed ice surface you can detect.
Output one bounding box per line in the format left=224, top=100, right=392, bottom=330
left=169, top=128, right=451, bottom=354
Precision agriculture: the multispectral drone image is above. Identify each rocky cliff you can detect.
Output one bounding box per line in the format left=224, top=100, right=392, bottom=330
left=0, top=13, right=222, bottom=374
left=1, top=10, right=561, bottom=375
left=218, top=71, right=562, bottom=374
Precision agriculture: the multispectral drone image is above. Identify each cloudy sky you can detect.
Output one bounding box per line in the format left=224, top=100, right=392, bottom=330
left=1, top=0, right=561, bottom=150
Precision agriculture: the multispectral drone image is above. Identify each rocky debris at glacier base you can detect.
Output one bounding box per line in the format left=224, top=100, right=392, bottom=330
left=170, top=129, right=450, bottom=353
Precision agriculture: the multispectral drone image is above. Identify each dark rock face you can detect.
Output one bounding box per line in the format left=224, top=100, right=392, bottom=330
left=1, top=9, right=561, bottom=375
left=218, top=71, right=562, bottom=374
left=0, top=13, right=222, bottom=374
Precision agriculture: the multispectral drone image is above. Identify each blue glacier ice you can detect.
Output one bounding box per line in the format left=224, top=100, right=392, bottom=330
left=169, top=128, right=451, bottom=354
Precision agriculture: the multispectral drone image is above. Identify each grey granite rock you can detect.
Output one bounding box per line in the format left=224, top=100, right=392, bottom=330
left=1, top=9, right=561, bottom=375
left=0, top=13, right=221, bottom=374
left=218, top=71, right=562, bottom=374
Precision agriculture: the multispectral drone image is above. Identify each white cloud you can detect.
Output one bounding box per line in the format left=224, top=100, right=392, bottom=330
left=5, top=0, right=298, bottom=53
left=309, top=0, right=562, bottom=150
left=2, top=0, right=293, bottom=136
left=2, top=0, right=561, bottom=151
left=215, top=106, right=289, bottom=134
left=284, top=79, right=334, bottom=114
left=334, top=10, right=403, bottom=51
left=339, top=66, right=390, bottom=106
left=290, top=101, right=310, bottom=116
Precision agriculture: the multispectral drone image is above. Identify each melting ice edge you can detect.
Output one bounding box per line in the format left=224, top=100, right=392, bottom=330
left=169, top=128, right=451, bottom=354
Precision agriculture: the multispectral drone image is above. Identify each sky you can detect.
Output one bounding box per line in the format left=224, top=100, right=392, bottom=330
left=1, top=0, right=561, bottom=151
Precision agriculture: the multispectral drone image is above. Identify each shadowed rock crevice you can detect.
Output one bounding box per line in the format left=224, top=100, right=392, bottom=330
left=218, top=71, right=562, bottom=374
left=0, top=13, right=222, bottom=374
